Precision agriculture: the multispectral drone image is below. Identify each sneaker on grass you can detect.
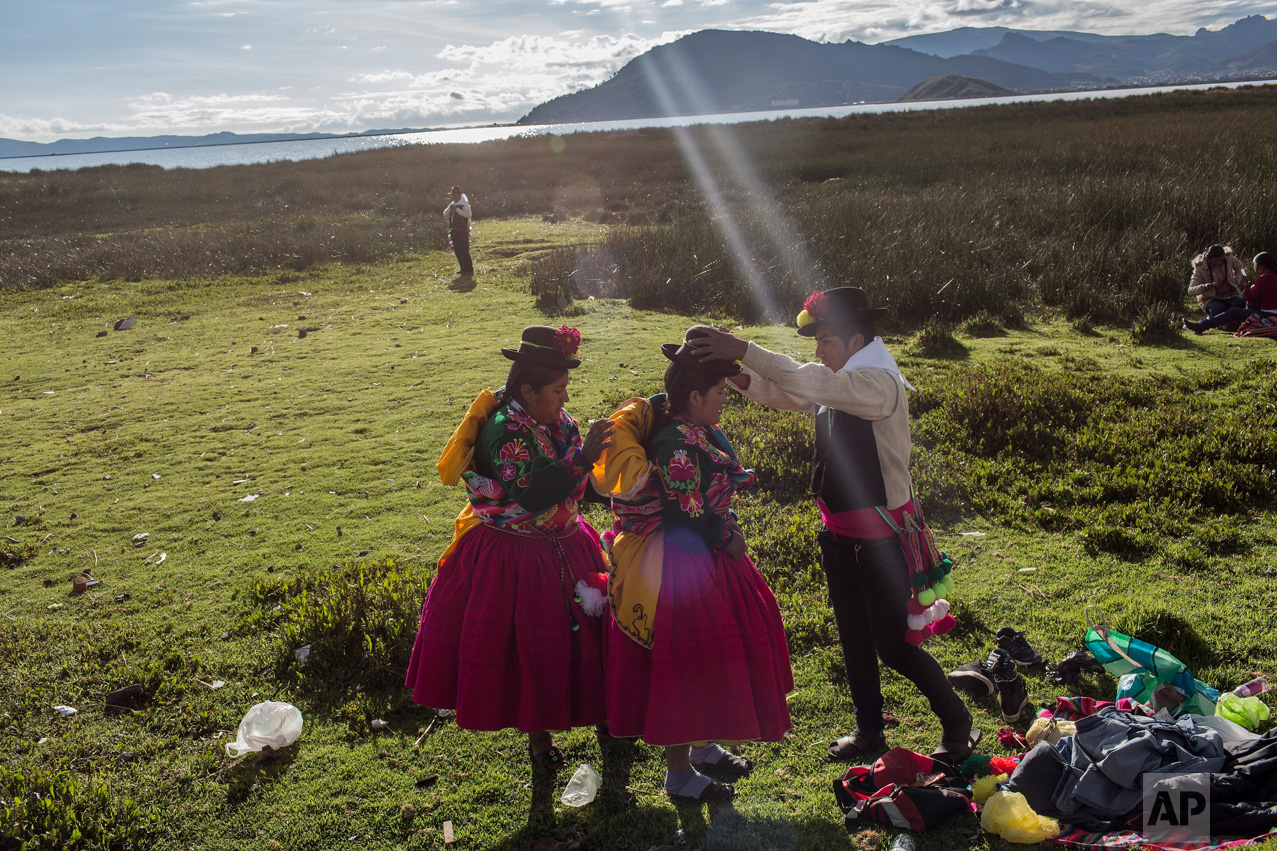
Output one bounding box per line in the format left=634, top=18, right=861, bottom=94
left=947, top=648, right=1015, bottom=697
left=996, top=672, right=1032, bottom=722
left=995, top=626, right=1043, bottom=667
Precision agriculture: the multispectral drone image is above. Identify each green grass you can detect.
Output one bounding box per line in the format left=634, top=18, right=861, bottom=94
left=4, top=202, right=1277, bottom=847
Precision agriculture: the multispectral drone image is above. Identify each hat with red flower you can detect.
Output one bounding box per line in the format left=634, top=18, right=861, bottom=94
left=501, top=325, right=582, bottom=369
left=795, top=287, right=887, bottom=336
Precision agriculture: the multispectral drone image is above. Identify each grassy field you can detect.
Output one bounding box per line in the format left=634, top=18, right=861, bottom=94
left=3, top=212, right=1276, bottom=851
left=5, top=86, right=1277, bottom=850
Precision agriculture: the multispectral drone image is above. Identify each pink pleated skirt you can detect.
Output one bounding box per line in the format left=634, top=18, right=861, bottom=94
left=405, top=518, right=608, bottom=732
left=604, top=526, right=794, bottom=746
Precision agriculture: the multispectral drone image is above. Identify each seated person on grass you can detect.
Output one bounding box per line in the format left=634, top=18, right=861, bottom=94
left=1187, top=251, right=1277, bottom=334
left=1186, top=244, right=1247, bottom=328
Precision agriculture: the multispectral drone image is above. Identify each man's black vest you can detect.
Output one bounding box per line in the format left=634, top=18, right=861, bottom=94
left=812, top=407, right=886, bottom=512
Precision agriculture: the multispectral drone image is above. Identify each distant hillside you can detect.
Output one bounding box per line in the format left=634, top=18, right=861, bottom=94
left=518, top=30, right=1097, bottom=125
left=899, top=75, right=1013, bottom=101
left=0, top=129, right=423, bottom=161
left=1208, top=40, right=1277, bottom=75
left=971, top=15, right=1277, bottom=79
left=883, top=27, right=1114, bottom=59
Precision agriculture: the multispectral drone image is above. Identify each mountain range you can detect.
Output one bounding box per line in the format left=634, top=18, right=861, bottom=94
left=0, top=129, right=422, bottom=161
left=519, top=15, right=1277, bottom=124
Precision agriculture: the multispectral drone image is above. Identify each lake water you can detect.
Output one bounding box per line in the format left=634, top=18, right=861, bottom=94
left=2, top=79, right=1272, bottom=173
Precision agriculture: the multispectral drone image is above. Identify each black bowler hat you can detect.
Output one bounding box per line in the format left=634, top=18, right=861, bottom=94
left=795, top=287, right=887, bottom=336
left=661, top=328, right=742, bottom=377
left=501, top=325, right=582, bottom=369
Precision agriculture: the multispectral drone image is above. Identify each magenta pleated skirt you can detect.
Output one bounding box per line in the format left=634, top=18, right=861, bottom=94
left=604, top=527, right=794, bottom=746
left=405, top=518, right=608, bottom=732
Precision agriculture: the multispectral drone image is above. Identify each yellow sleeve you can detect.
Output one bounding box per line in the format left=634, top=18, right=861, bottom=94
left=436, top=389, right=499, bottom=486
left=590, top=396, right=656, bottom=499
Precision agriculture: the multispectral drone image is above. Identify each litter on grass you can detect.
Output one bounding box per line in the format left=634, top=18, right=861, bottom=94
left=225, top=701, right=304, bottom=757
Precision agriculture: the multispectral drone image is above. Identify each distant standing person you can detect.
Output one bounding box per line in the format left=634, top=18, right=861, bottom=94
left=1187, top=244, right=1247, bottom=323
left=445, top=185, right=473, bottom=277
left=1186, top=251, right=1277, bottom=334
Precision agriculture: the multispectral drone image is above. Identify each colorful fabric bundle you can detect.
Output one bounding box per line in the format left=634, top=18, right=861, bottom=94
left=1234, top=313, right=1277, bottom=338
left=833, top=748, right=975, bottom=831
left=1084, top=610, right=1219, bottom=717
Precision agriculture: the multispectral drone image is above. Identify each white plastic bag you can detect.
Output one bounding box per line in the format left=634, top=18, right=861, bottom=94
left=560, top=763, right=601, bottom=807
left=225, top=701, right=304, bottom=757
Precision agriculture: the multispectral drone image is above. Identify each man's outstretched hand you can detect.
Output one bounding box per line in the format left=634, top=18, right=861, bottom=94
left=688, top=326, right=748, bottom=363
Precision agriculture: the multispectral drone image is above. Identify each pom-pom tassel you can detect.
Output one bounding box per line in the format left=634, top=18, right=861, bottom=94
left=573, top=573, right=610, bottom=618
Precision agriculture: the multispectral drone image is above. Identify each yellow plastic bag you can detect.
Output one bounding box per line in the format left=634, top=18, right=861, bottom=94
left=981, top=791, right=1060, bottom=843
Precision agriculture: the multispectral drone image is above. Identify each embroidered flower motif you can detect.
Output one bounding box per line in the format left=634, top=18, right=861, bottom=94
left=676, top=423, right=711, bottom=452
left=500, top=463, right=516, bottom=481
left=667, top=449, right=696, bottom=482
left=803, top=290, right=829, bottom=318
left=678, top=488, right=704, bottom=517
left=553, top=325, right=581, bottom=358
left=498, top=441, right=530, bottom=464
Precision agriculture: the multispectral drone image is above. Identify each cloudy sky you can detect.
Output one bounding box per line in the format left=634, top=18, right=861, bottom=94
left=2, top=0, right=1268, bottom=142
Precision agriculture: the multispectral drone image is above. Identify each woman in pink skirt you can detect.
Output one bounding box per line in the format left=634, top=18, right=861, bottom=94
left=598, top=329, right=793, bottom=802
left=406, top=325, right=615, bottom=771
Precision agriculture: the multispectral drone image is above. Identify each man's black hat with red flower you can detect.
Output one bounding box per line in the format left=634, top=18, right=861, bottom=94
left=795, top=287, right=888, bottom=336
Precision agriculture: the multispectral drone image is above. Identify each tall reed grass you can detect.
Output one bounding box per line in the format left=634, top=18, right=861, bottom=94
left=4, top=85, right=1276, bottom=327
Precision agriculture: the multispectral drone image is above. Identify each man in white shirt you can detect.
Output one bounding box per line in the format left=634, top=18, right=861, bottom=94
left=690, top=288, right=975, bottom=765
left=444, top=185, right=473, bottom=277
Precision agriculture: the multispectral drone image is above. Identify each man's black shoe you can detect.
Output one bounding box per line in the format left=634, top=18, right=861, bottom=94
left=947, top=648, right=1014, bottom=697
left=996, top=672, right=1032, bottom=722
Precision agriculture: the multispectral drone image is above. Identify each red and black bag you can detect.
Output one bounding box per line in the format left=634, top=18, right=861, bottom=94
left=832, top=748, right=974, bottom=831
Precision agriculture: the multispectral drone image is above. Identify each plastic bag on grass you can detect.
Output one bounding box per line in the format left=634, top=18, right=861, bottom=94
left=980, top=790, right=1060, bottom=843
left=226, top=701, right=304, bottom=757
left=1215, top=692, right=1271, bottom=732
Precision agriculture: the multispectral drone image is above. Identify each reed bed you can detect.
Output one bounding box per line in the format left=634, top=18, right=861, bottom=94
left=3, top=85, right=1276, bottom=328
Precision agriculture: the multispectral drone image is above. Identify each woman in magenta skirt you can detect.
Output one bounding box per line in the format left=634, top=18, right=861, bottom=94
left=600, top=330, right=793, bottom=802
left=405, top=325, right=614, bottom=771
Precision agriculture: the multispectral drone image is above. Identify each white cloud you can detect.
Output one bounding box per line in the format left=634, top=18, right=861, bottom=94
left=0, top=114, right=123, bottom=138
left=351, top=70, right=419, bottom=84
left=730, top=0, right=1249, bottom=43
left=241, top=44, right=252, bottom=50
